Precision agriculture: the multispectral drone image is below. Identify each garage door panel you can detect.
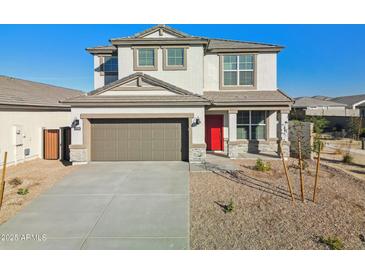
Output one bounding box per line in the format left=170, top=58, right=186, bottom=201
left=90, top=118, right=188, bottom=161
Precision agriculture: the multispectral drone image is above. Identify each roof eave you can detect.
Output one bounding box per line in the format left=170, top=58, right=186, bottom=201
left=207, top=47, right=283, bottom=53
left=110, top=38, right=209, bottom=46
left=85, top=47, right=117, bottom=55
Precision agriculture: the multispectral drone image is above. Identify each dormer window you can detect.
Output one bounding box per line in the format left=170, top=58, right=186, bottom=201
left=133, top=47, right=158, bottom=71
left=163, top=47, right=187, bottom=70
left=220, top=54, right=256, bottom=89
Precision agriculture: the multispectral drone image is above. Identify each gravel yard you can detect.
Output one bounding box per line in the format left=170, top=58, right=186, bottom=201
left=190, top=159, right=365, bottom=250
left=0, top=159, right=78, bottom=224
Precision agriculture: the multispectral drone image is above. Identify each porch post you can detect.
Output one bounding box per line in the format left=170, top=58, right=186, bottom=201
left=228, top=110, right=238, bottom=158
left=228, top=110, right=237, bottom=141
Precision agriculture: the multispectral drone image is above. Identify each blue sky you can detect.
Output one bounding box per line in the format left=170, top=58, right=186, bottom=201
left=0, top=24, right=364, bottom=97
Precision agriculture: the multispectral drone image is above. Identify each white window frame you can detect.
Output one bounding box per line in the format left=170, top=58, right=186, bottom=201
left=237, top=110, right=267, bottom=140
left=220, top=54, right=256, bottom=90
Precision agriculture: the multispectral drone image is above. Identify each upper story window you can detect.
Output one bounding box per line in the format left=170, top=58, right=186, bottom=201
left=103, top=56, right=118, bottom=73
left=221, top=54, right=255, bottom=89
left=133, top=47, right=158, bottom=71
left=99, top=56, right=118, bottom=85
left=163, top=47, right=187, bottom=70
left=237, top=110, right=266, bottom=140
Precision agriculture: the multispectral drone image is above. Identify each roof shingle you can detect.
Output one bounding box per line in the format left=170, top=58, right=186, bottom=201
left=0, top=75, right=82, bottom=108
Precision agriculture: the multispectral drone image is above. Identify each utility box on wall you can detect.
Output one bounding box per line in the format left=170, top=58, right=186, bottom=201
left=13, top=125, right=24, bottom=163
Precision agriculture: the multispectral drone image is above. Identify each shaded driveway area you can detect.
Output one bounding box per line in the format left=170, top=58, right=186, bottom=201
left=0, top=162, right=189, bottom=249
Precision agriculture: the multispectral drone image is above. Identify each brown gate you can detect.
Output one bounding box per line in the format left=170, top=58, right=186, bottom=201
left=44, top=129, right=59, bottom=160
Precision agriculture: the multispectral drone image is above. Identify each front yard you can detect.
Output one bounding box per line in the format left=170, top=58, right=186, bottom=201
left=0, top=159, right=78, bottom=224
left=190, top=159, right=365, bottom=249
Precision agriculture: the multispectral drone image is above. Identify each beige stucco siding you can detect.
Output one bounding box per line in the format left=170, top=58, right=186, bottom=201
left=203, top=53, right=277, bottom=91
left=71, top=106, right=205, bottom=145
left=0, top=111, right=71, bottom=166
left=118, top=46, right=204, bottom=94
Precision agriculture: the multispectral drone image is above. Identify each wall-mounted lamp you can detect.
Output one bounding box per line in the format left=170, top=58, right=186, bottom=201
left=71, top=118, right=80, bottom=129
left=192, top=116, right=201, bottom=126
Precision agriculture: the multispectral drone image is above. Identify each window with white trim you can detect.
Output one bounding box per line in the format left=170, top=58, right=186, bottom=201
left=237, top=111, right=266, bottom=140
left=223, top=55, right=255, bottom=86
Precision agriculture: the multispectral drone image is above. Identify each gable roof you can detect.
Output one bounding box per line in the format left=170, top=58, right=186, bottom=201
left=62, top=73, right=210, bottom=106
left=86, top=25, right=283, bottom=52
left=88, top=72, right=203, bottom=96
left=127, top=24, right=192, bottom=39
left=0, top=75, right=82, bottom=109
left=293, top=97, right=346, bottom=108
left=330, top=94, right=365, bottom=108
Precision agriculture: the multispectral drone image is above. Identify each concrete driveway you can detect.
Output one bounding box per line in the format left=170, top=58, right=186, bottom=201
left=0, top=162, right=189, bottom=250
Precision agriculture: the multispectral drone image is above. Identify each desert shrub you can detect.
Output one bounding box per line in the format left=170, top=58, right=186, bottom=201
left=254, top=158, right=271, bottom=172
left=17, top=188, right=29, bottom=195
left=8, top=177, right=23, bottom=186
left=319, top=236, right=344, bottom=250
left=224, top=199, right=234, bottom=213
left=342, top=154, right=353, bottom=164
left=313, top=138, right=324, bottom=153
left=305, top=116, right=329, bottom=134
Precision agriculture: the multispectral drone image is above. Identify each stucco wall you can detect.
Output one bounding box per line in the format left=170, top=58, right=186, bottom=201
left=118, top=46, right=204, bottom=94
left=71, top=106, right=205, bottom=145
left=0, top=111, right=71, bottom=166
left=203, top=53, right=277, bottom=91
left=93, top=56, right=104, bottom=89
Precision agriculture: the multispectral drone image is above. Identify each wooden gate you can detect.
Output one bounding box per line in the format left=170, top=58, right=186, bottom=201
left=44, top=129, right=59, bottom=160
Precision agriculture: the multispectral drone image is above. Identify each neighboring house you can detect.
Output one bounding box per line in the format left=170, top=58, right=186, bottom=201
left=292, top=95, right=365, bottom=130
left=331, top=94, right=365, bottom=118
left=292, top=97, right=356, bottom=118
left=63, top=25, right=293, bottom=164
left=0, top=76, right=81, bottom=166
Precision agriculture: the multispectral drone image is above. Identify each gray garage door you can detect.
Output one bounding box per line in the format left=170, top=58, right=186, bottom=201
left=90, top=118, right=189, bottom=161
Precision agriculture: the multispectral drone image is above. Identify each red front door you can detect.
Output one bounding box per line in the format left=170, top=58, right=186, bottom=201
left=205, top=115, right=224, bottom=151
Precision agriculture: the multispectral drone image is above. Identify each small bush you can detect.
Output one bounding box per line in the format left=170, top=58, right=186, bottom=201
left=254, top=158, right=271, bottom=172
left=319, top=236, right=344, bottom=250
left=8, top=177, right=23, bottom=186
left=343, top=154, right=353, bottom=164
left=17, top=188, right=29, bottom=195
left=224, top=199, right=234, bottom=213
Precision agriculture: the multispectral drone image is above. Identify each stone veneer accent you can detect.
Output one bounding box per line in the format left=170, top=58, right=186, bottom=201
left=69, top=145, right=88, bottom=163
left=228, top=139, right=289, bottom=158
left=189, top=144, right=206, bottom=163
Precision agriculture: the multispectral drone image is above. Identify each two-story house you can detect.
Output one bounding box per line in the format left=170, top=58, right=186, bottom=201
left=63, top=25, right=293, bottom=163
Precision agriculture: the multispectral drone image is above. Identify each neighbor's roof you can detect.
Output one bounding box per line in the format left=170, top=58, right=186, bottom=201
left=204, top=90, right=293, bottom=106
left=330, top=94, right=365, bottom=108
left=87, top=25, right=283, bottom=54
left=293, top=97, right=347, bottom=108
left=0, top=75, right=82, bottom=109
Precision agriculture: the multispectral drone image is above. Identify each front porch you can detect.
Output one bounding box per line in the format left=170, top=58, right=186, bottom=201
left=204, top=108, right=290, bottom=159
